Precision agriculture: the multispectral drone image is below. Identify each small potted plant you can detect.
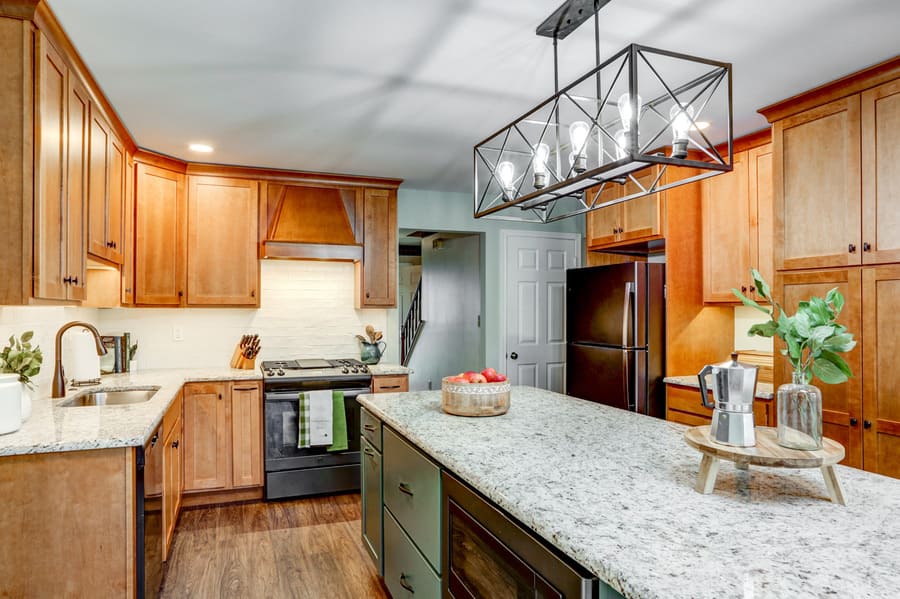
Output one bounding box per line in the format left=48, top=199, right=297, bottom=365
left=0, top=331, right=43, bottom=433
left=733, top=269, right=856, bottom=450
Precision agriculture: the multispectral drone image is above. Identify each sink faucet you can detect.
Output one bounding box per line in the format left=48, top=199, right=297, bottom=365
left=52, top=321, right=107, bottom=398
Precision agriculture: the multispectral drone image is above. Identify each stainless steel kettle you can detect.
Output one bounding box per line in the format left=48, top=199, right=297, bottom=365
left=698, top=353, right=759, bottom=447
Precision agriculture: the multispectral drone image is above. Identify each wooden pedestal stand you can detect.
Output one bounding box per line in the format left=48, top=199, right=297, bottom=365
left=684, top=426, right=847, bottom=505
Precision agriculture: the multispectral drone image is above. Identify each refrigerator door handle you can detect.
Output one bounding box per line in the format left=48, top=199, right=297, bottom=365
left=622, top=281, right=634, bottom=347
left=623, top=350, right=635, bottom=411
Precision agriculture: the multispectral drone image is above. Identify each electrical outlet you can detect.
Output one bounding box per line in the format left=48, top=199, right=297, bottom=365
left=173, top=326, right=184, bottom=342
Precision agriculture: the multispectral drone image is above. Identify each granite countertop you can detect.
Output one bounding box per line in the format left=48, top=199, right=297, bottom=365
left=0, top=368, right=260, bottom=457
left=358, top=387, right=900, bottom=599
left=664, top=374, right=775, bottom=399
left=368, top=363, right=411, bottom=375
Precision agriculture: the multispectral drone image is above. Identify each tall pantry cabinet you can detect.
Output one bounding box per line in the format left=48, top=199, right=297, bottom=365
left=760, top=57, right=900, bottom=476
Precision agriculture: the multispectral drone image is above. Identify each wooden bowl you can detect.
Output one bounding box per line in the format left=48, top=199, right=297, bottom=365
left=441, top=377, right=511, bottom=417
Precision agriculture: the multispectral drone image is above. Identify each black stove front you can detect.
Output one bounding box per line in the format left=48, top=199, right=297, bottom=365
left=261, top=358, right=372, bottom=500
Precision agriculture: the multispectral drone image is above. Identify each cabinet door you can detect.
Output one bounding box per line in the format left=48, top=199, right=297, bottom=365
left=748, top=144, right=774, bottom=298
left=773, top=96, right=861, bottom=270
left=135, top=163, right=185, bottom=305
left=361, top=437, right=382, bottom=572
left=702, top=152, right=750, bottom=302
left=585, top=185, right=620, bottom=248
left=186, top=176, right=259, bottom=305
left=862, top=265, right=900, bottom=478
left=33, top=34, right=68, bottom=301
left=776, top=269, right=862, bottom=467
left=121, top=152, right=134, bottom=304
left=105, top=134, right=125, bottom=264
left=861, top=80, right=900, bottom=265
left=619, top=168, right=664, bottom=243
left=87, top=109, right=110, bottom=260
left=183, top=382, right=230, bottom=491
left=359, top=188, right=397, bottom=307
left=162, top=415, right=183, bottom=560
left=65, top=77, right=90, bottom=300
left=230, top=382, right=262, bottom=488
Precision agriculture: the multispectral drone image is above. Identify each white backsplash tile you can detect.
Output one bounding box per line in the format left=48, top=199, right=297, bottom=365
left=733, top=305, right=774, bottom=352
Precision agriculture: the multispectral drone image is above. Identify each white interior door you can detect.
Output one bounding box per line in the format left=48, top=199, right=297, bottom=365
left=503, top=232, right=579, bottom=392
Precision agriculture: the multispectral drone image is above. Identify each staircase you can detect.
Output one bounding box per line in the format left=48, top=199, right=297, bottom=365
left=401, top=279, right=425, bottom=366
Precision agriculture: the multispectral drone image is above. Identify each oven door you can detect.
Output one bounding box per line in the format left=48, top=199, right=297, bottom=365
left=264, top=387, right=366, bottom=473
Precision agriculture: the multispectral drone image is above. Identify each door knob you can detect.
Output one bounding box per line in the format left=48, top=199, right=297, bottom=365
left=510, top=352, right=518, bottom=360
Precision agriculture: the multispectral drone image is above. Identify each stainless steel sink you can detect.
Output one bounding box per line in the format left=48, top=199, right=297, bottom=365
left=62, top=387, right=160, bottom=407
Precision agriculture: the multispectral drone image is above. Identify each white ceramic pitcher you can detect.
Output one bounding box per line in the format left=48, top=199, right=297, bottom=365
left=0, top=373, right=23, bottom=435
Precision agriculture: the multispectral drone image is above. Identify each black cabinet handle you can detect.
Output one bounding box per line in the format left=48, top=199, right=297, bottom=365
left=864, top=420, right=872, bottom=429
left=72, top=276, right=78, bottom=285
left=749, top=285, right=756, bottom=293
left=398, top=482, right=414, bottom=497
left=848, top=243, right=857, bottom=253
left=365, top=291, right=370, bottom=298
left=363, top=424, right=377, bottom=431
left=381, top=385, right=402, bottom=390
left=232, top=386, right=256, bottom=391
left=178, top=290, right=184, bottom=298
left=399, top=573, right=414, bottom=593
left=364, top=448, right=376, bottom=457
left=218, top=393, right=223, bottom=400
left=741, top=285, right=747, bottom=293
left=251, top=289, right=256, bottom=298
left=63, top=276, right=71, bottom=284
left=863, top=242, right=871, bottom=252
left=172, top=439, right=179, bottom=449
left=850, top=418, right=858, bottom=426
left=510, top=352, right=518, bottom=360
left=150, top=432, right=159, bottom=447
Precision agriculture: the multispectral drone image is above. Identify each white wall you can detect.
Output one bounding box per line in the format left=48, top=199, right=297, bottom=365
left=97, top=260, right=394, bottom=370
left=0, top=306, right=100, bottom=392
left=733, top=305, right=774, bottom=352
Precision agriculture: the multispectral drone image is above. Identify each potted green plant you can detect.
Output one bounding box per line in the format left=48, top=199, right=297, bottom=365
left=0, top=331, right=43, bottom=433
left=733, top=269, right=856, bottom=450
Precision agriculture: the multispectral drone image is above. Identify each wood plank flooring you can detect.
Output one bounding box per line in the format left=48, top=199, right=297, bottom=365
left=161, top=493, right=388, bottom=599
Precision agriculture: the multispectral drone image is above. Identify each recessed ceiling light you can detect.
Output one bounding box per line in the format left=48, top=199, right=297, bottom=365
left=189, top=143, right=214, bottom=153
left=693, top=121, right=711, bottom=130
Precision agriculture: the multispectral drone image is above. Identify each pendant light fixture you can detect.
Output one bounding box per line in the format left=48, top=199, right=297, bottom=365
left=473, top=0, right=733, bottom=223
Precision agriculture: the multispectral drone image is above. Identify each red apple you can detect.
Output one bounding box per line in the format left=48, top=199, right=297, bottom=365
left=481, top=367, right=497, bottom=380
left=469, top=373, right=488, bottom=383
left=494, top=374, right=507, bottom=382
left=446, top=376, right=469, bottom=383
left=462, top=371, right=478, bottom=380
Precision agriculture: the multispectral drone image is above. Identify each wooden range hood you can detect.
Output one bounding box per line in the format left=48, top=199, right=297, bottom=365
left=261, top=183, right=365, bottom=261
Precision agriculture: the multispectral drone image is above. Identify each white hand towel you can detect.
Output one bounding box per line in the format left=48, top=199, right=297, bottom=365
left=308, top=390, right=333, bottom=446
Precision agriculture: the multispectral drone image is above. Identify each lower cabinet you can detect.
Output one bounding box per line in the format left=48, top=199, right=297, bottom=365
left=372, top=374, right=409, bottom=393
left=362, top=435, right=383, bottom=574
left=162, top=390, right=184, bottom=560
left=384, top=508, right=442, bottom=599
left=665, top=384, right=774, bottom=428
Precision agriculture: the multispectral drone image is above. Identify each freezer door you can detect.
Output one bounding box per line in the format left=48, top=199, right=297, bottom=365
left=566, top=343, right=645, bottom=412
left=566, top=263, right=645, bottom=348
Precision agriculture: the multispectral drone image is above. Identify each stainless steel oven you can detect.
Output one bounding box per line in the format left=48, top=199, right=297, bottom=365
left=264, top=381, right=369, bottom=500
left=443, top=471, right=598, bottom=599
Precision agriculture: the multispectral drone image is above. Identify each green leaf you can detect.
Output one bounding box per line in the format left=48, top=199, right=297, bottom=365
left=808, top=296, right=834, bottom=325
left=793, top=312, right=812, bottom=338
left=21, top=331, right=33, bottom=343
left=812, top=358, right=849, bottom=385
left=749, top=268, right=771, bottom=301
left=826, top=287, right=845, bottom=315
left=810, top=325, right=835, bottom=345
left=732, top=287, right=771, bottom=315
left=786, top=333, right=802, bottom=360
left=823, top=333, right=856, bottom=353
left=748, top=321, right=778, bottom=337
left=819, top=350, right=854, bottom=378
left=777, top=311, right=795, bottom=338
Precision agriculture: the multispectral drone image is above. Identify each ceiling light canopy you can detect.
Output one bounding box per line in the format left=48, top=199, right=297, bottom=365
left=473, top=0, right=734, bottom=223
left=189, top=143, right=214, bottom=153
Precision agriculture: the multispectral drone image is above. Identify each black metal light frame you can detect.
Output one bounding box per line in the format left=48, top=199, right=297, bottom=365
left=473, top=4, right=733, bottom=223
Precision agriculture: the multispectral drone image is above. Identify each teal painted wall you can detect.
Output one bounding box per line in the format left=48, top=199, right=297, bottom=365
left=390, top=188, right=584, bottom=372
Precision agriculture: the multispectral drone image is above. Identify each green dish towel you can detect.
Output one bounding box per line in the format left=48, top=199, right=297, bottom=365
left=327, top=391, right=348, bottom=452
left=297, top=392, right=310, bottom=449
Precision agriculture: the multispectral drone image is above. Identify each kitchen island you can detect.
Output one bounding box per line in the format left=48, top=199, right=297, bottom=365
left=358, top=386, right=900, bottom=599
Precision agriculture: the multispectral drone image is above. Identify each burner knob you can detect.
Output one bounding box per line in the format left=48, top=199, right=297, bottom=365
left=277, top=369, right=285, bottom=376
left=264, top=370, right=273, bottom=376
left=361, top=366, right=369, bottom=373
left=351, top=367, right=358, bottom=373
left=342, top=367, right=349, bottom=373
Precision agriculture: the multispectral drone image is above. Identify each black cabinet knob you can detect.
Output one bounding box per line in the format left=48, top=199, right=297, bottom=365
left=864, top=420, right=872, bottom=429
left=72, top=276, right=78, bottom=285
left=863, top=242, right=872, bottom=252
left=749, top=285, right=756, bottom=293
left=741, top=285, right=747, bottom=293
left=510, top=352, right=518, bottom=360
left=63, top=276, right=71, bottom=284
left=848, top=243, right=857, bottom=253
left=850, top=418, right=858, bottom=426
left=172, top=439, right=179, bottom=449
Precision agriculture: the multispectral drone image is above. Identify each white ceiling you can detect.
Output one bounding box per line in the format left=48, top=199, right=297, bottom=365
left=51, top=0, right=899, bottom=192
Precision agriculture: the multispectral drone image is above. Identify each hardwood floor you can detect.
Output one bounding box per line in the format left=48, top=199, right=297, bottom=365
left=161, top=493, right=388, bottom=599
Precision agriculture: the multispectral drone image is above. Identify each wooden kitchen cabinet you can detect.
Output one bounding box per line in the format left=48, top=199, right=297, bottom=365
left=702, top=144, right=773, bottom=303
left=586, top=167, right=664, bottom=250
left=861, top=79, right=900, bottom=265
left=121, top=151, right=135, bottom=304
left=372, top=374, right=409, bottom=393
left=88, top=108, right=125, bottom=264
left=183, top=382, right=230, bottom=491
left=666, top=384, right=773, bottom=428
left=861, top=265, right=900, bottom=478
left=357, top=188, right=398, bottom=307
left=135, top=162, right=186, bottom=305
left=183, top=380, right=264, bottom=494
left=186, top=176, right=259, bottom=306
left=162, top=390, right=184, bottom=560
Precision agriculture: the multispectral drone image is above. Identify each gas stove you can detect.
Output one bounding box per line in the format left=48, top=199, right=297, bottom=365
left=260, top=358, right=372, bottom=391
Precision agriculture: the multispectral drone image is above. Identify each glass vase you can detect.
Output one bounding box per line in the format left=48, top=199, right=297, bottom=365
left=777, top=370, right=823, bottom=450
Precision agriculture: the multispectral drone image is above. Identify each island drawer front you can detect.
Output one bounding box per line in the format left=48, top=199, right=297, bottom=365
left=361, top=407, right=382, bottom=451
left=384, top=508, right=441, bottom=599
left=361, top=436, right=383, bottom=574
left=383, top=427, right=441, bottom=573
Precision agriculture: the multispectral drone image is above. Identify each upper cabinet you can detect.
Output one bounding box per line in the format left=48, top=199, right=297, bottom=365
left=88, top=109, right=125, bottom=264
left=701, top=142, right=774, bottom=303
left=358, top=188, right=397, bottom=308
left=135, top=162, right=185, bottom=306
left=586, top=167, right=664, bottom=250
left=760, top=59, right=900, bottom=271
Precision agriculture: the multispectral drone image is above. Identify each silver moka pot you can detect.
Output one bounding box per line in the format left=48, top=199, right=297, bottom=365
left=697, top=353, right=759, bottom=447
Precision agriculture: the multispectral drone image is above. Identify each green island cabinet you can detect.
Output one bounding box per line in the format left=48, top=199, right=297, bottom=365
left=360, top=407, right=623, bottom=599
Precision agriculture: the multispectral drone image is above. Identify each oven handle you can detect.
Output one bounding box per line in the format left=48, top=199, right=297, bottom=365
left=264, top=388, right=371, bottom=402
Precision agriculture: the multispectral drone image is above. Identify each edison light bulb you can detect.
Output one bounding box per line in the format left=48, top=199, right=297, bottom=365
left=613, top=129, right=628, bottom=160
left=616, top=93, right=643, bottom=132
left=532, top=143, right=550, bottom=189
left=669, top=103, right=695, bottom=159
left=497, top=161, right=516, bottom=200
left=569, top=121, right=589, bottom=173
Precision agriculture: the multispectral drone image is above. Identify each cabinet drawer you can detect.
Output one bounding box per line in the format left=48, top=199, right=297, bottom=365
left=373, top=375, right=408, bottom=393
left=383, top=427, right=441, bottom=573
left=384, top=508, right=440, bottom=599
left=361, top=436, right=383, bottom=574
left=361, top=407, right=382, bottom=451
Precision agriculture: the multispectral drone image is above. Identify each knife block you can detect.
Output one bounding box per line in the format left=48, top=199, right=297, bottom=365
left=229, top=341, right=257, bottom=370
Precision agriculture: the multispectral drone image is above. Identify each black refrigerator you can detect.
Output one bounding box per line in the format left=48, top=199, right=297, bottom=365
left=566, top=262, right=665, bottom=418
